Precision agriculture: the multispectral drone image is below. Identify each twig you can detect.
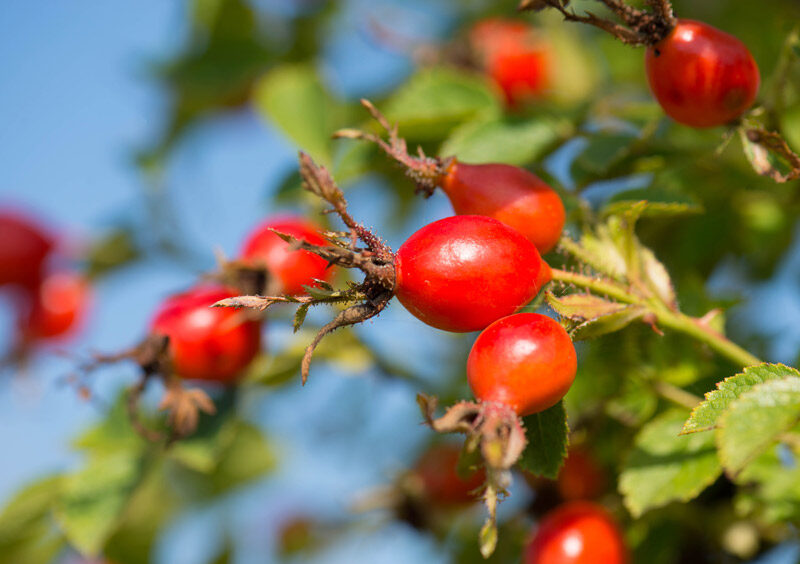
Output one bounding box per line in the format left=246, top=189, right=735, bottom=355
left=745, top=128, right=800, bottom=183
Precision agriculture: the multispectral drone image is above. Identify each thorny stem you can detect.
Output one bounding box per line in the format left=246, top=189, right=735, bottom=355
left=550, top=268, right=762, bottom=369
left=522, top=0, right=676, bottom=46
left=334, top=99, right=447, bottom=195
left=218, top=153, right=397, bottom=385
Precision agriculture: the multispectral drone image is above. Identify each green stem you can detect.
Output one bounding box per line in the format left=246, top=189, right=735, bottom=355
left=551, top=268, right=763, bottom=368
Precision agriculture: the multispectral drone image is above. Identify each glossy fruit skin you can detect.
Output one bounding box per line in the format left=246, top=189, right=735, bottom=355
left=537, top=260, right=553, bottom=290
left=645, top=20, right=760, bottom=128
left=150, top=285, right=261, bottom=383
left=240, top=216, right=331, bottom=296
left=470, top=19, right=551, bottom=106
left=556, top=448, right=606, bottom=501
left=0, top=210, right=54, bottom=288
left=394, top=216, right=543, bottom=333
left=413, top=444, right=486, bottom=506
left=442, top=162, right=565, bottom=254
left=467, top=313, right=576, bottom=416
left=525, top=502, right=628, bottom=564
left=18, top=272, right=90, bottom=341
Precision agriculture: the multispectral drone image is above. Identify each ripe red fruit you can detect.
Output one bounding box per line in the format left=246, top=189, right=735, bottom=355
left=556, top=448, right=606, bottom=501
left=413, top=444, right=486, bottom=506
left=240, top=216, right=332, bottom=295
left=441, top=162, right=565, bottom=254
left=0, top=210, right=54, bottom=288
left=467, top=313, right=576, bottom=416
left=394, top=216, right=544, bottom=332
left=645, top=20, right=760, bottom=128
left=470, top=19, right=551, bottom=106
left=150, top=285, right=261, bottom=383
left=18, top=272, right=90, bottom=341
left=525, top=502, right=628, bottom=564
left=537, top=260, right=553, bottom=290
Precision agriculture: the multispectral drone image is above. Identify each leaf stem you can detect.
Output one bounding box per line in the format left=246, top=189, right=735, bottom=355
left=551, top=268, right=762, bottom=368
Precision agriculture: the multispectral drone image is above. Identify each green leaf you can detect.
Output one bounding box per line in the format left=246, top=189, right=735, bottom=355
left=54, top=453, right=147, bottom=557
left=205, top=422, right=276, bottom=494
left=574, top=132, right=637, bottom=176
left=681, top=364, right=798, bottom=434
left=384, top=68, right=500, bottom=141
left=717, top=376, right=800, bottom=475
left=569, top=305, right=646, bottom=341
left=0, top=475, right=63, bottom=545
left=603, top=189, right=702, bottom=218
left=619, top=410, right=721, bottom=517
left=169, top=395, right=238, bottom=474
left=518, top=401, right=569, bottom=479
left=73, top=393, right=147, bottom=457
left=545, top=292, right=626, bottom=321
left=640, top=247, right=677, bottom=308
left=440, top=116, right=567, bottom=166
left=735, top=446, right=800, bottom=524
left=253, top=65, right=337, bottom=165
left=86, top=228, right=140, bottom=279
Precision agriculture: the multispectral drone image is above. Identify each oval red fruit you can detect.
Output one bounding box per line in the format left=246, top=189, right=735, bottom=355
left=645, top=20, right=760, bottom=128
left=150, top=285, right=261, bottom=383
left=18, top=272, right=90, bottom=341
left=467, top=313, right=576, bottom=416
left=442, top=162, right=565, bottom=254
left=413, top=444, right=485, bottom=506
left=240, top=216, right=332, bottom=295
left=0, top=210, right=54, bottom=288
left=394, top=216, right=543, bottom=332
left=557, top=448, right=606, bottom=501
left=525, top=502, right=628, bottom=564
left=470, top=19, right=551, bottom=106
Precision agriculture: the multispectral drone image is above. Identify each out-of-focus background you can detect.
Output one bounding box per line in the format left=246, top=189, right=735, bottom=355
left=2, top=1, right=800, bottom=563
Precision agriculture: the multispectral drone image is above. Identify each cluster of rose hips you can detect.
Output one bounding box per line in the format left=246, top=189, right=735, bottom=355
left=0, top=209, right=90, bottom=355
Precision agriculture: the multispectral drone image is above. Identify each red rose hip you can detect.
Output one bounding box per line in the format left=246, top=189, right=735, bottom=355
left=469, top=18, right=551, bottom=107
left=240, top=216, right=332, bottom=295
left=525, top=502, right=628, bottom=564
left=467, top=313, right=576, bottom=416
left=150, top=285, right=261, bottom=383
left=0, top=210, right=54, bottom=288
left=18, top=271, right=90, bottom=341
left=645, top=20, right=760, bottom=128
left=442, top=162, right=565, bottom=254
left=413, top=444, right=485, bottom=506
left=394, top=216, right=543, bottom=333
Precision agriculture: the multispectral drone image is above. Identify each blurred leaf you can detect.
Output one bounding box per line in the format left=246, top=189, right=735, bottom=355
left=169, top=394, right=239, bottom=473
left=570, top=305, right=646, bottom=341
left=105, top=459, right=180, bottom=564
left=546, top=292, right=626, bottom=321
left=440, top=116, right=567, bottom=165
left=606, top=376, right=659, bottom=427
left=641, top=247, right=677, bottom=309
left=518, top=401, right=569, bottom=479
left=0, top=476, right=62, bottom=545
left=619, top=410, right=721, bottom=517
left=735, top=447, right=800, bottom=524
left=206, top=421, right=275, bottom=494
left=245, top=328, right=372, bottom=386
left=682, top=364, right=797, bottom=434
left=254, top=64, right=338, bottom=165
left=73, top=394, right=147, bottom=457
left=603, top=189, right=703, bottom=219
left=384, top=68, right=500, bottom=141
left=85, top=228, right=140, bottom=279
left=54, top=452, right=148, bottom=557
left=573, top=132, right=637, bottom=176
left=717, top=377, right=800, bottom=475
